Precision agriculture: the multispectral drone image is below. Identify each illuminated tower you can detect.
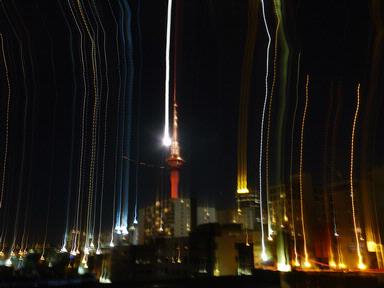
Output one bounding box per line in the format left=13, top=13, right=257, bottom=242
left=167, top=97, right=184, bottom=199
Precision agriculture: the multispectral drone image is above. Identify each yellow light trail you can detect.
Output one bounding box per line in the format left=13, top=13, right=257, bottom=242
left=350, top=83, right=366, bottom=270
left=259, top=0, right=272, bottom=261
left=299, top=74, right=310, bottom=268
left=289, top=53, right=301, bottom=267
left=163, top=0, right=173, bottom=147
left=265, top=14, right=279, bottom=241
left=0, top=33, right=10, bottom=209
left=237, top=0, right=259, bottom=196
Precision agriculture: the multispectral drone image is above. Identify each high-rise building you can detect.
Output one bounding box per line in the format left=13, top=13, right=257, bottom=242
left=197, top=207, right=217, bottom=225
left=138, top=198, right=192, bottom=244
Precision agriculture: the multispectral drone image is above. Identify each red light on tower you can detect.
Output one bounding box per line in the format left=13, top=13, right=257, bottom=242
left=167, top=100, right=184, bottom=199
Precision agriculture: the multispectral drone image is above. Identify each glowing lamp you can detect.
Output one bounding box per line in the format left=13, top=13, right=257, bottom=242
left=329, top=260, right=337, bottom=268
left=367, top=241, right=377, bottom=252
left=4, top=258, right=12, bottom=267
left=261, top=251, right=269, bottom=262
left=358, top=262, right=367, bottom=270
left=277, top=263, right=292, bottom=272
left=303, top=260, right=311, bottom=268
left=237, top=188, right=249, bottom=194
left=162, top=136, right=172, bottom=147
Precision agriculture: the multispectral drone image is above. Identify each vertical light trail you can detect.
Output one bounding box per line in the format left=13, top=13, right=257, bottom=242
left=259, top=0, right=271, bottom=261
left=41, top=20, right=59, bottom=261
left=108, top=0, right=123, bottom=234
left=299, top=74, right=310, bottom=268
left=350, top=83, right=365, bottom=270
left=265, top=15, right=279, bottom=241
left=0, top=32, right=10, bottom=258
left=237, top=0, right=258, bottom=196
left=77, top=0, right=99, bottom=254
left=89, top=0, right=102, bottom=249
left=107, top=0, right=120, bottom=245
left=0, top=33, right=10, bottom=209
left=120, top=0, right=134, bottom=234
left=133, top=0, right=143, bottom=224
left=163, top=0, right=173, bottom=147
left=115, top=1, right=127, bottom=234
left=57, top=0, right=77, bottom=253
left=92, top=0, right=109, bottom=254
left=1, top=1, right=30, bottom=255
left=67, top=0, right=87, bottom=255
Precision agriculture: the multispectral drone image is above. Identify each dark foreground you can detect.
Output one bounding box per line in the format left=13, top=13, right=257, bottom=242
left=3, top=270, right=384, bottom=288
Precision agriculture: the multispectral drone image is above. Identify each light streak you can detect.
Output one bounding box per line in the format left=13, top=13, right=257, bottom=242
left=299, top=75, right=310, bottom=268
left=108, top=0, right=122, bottom=234
left=67, top=0, right=87, bottom=255
left=163, top=0, right=173, bottom=147
left=92, top=0, right=110, bottom=255
left=258, top=0, right=272, bottom=261
left=1, top=1, right=30, bottom=255
left=265, top=12, right=280, bottom=241
left=133, top=0, right=143, bottom=226
left=0, top=33, right=10, bottom=209
left=236, top=0, right=258, bottom=197
left=350, top=83, right=365, bottom=270
left=56, top=0, right=77, bottom=255
left=119, top=0, right=134, bottom=235
left=77, top=0, right=99, bottom=252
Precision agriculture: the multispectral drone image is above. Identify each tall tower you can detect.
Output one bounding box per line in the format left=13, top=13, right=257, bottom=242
left=167, top=97, right=184, bottom=199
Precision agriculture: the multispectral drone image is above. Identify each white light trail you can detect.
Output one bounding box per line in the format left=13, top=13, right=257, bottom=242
left=0, top=33, right=10, bottom=209
left=259, top=0, right=271, bottom=261
left=163, top=0, right=173, bottom=147
left=299, top=75, right=310, bottom=268
left=350, top=83, right=366, bottom=270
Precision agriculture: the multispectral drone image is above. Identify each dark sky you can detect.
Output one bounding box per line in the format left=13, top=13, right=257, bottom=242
left=0, top=0, right=381, bottom=246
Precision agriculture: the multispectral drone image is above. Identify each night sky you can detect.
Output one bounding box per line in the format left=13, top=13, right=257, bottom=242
left=0, top=0, right=382, bottom=247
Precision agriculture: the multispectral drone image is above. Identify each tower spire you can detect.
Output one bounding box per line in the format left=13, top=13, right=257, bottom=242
left=167, top=84, right=184, bottom=199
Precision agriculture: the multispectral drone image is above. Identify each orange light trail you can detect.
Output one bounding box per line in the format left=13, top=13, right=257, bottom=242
left=350, top=83, right=366, bottom=270
left=299, top=74, right=310, bottom=267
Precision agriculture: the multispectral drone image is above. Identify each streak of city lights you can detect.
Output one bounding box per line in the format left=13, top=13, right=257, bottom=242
left=67, top=0, right=87, bottom=255
left=350, top=83, right=366, bottom=270
left=259, top=0, right=272, bottom=261
left=1, top=0, right=29, bottom=255
left=93, top=0, right=110, bottom=255
left=119, top=0, right=135, bottom=235
left=107, top=0, right=122, bottom=238
left=162, top=0, right=173, bottom=147
left=265, top=12, right=279, bottom=242
left=0, top=33, right=10, bottom=210
left=299, top=75, right=310, bottom=268
left=57, top=0, right=76, bottom=254
left=76, top=0, right=99, bottom=253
